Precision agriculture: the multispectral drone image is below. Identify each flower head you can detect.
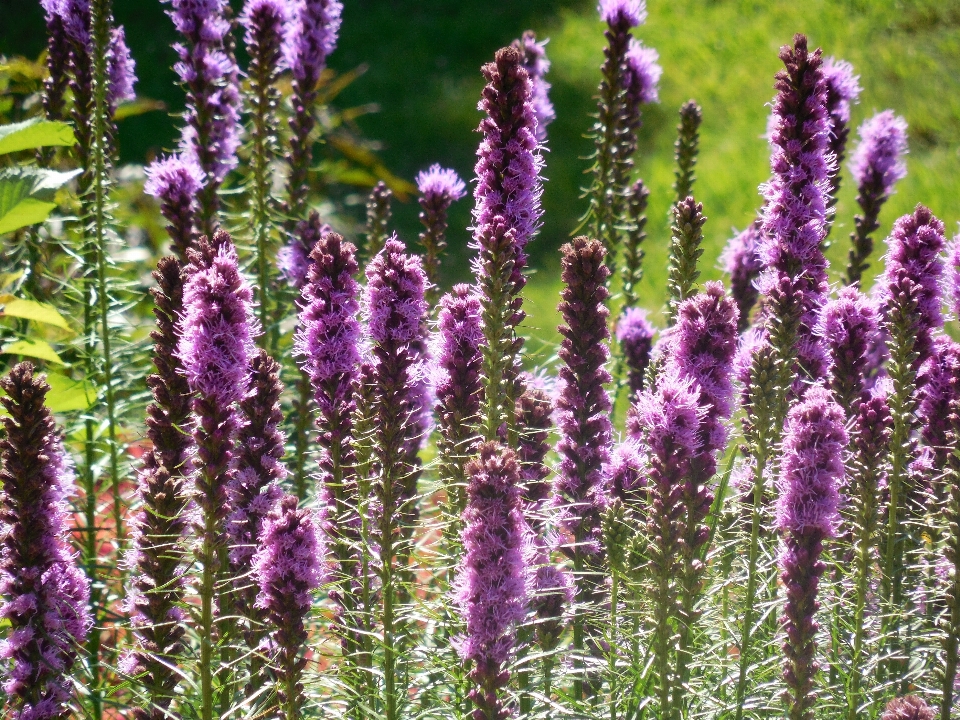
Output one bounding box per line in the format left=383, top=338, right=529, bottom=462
left=513, top=31, right=555, bottom=141
left=881, top=696, right=936, bottom=720
left=417, top=164, right=467, bottom=204
left=145, top=154, right=204, bottom=260
left=818, top=286, right=880, bottom=411
left=598, top=0, right=647, bottom=27
left=365, top=236, right=428, bottom=346
left=850, top=110, right=908, bottom=195
left=822, top=57, right=860, bottom=130
left=624, top=39, right=661, bottom=105
left=107, top=27, right=137, bottom=109
left=283, top=0, right=343, bottom=88
left=721, top=221, right=764, bottom=330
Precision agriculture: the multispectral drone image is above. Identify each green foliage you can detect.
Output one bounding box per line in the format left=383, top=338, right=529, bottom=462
left=0, top=117, right=75, bottom=155
left=0, top=166, right=80, bottom=234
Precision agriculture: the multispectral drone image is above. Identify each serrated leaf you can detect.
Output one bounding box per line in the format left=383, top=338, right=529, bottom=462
left=1, top=338, right=64, bottom=364
left=0, top=118, right=76, bottom=155
left=0, top=295, right=72, bottom=331
left=44, top=372, right=96, bottom=412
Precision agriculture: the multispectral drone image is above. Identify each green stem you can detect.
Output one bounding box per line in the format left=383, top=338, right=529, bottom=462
left=609, top=568, right=619, bottom=720
left=846, top=525, right=873, bottom=720
left=293, top=369, right=312, bottom=500
left=200, top=506, right=216, bottom=720
left=572, top=553, right=585, bottom=703
left=734, top=451, right=767, bottom=720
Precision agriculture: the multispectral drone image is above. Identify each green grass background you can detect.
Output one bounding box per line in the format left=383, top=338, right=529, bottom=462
left=3, top=0, right=959, bottom=353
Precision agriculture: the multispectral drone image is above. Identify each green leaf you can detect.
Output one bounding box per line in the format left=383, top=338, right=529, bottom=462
left=0, top=294, right=72, bottom=331
left=113, top=98, right=166, bottom=120
left=1, top=338, right=64, bottom=364
left=44, top=372, right=96, bottom=412
left=0, top=166, right=80, bottom=234
left=0, top=118, right=76, bottom=155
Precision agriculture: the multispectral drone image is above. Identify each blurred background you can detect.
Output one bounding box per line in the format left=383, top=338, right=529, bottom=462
left=2, top=0, right=959, bottom=356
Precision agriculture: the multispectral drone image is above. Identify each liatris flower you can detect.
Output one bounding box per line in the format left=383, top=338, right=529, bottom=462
left=512, top=31, right=555, bottom=142
left=417, top=165, right=467, bottom=301
left=106, top=26, right=136, bottom=112
left=607, top=438, right=646, bottom=507
left=283, top=0, right=343, bottom=218
left=177, top=230, right=257, bottom=717
left=527, top=532, right=573, bottom=652
left=821, top=57, right=860, bottom=213
left=673, top=100, right=702, bottom=203
left=294, top=231, right=364, bottom=663
left=0, top=363, right=92, bottom=720
left=363, top=181, right=394, bottom=260
left=759, top=34, right=835, bottom=394
left=845, top=386, right=892, bottom=719
left=948, top=235, right=960, bottom=318
left=473, top=45, right=543, bottom=438
left=880, top=696, right=935, bottom=720
left=721, top=221, right=764, bottom=331
left=942, top=355, right=960, bottom=720
left=915, top=337, right=960, bottom=502
left=845, top=111, right=909, bottom=286
left=433, top=285, right=484, bottom=522
left=144, top=154, right=204, bottom=262
left=241, top=0, right=291, bottom=334
left=166, top=0, right=242, bottom=235
left=554, top=238, right=613, bottom=566
left=454, top=441, right=529, bottom=720
left=124, top=256, right=193, bottom=719
left=364, top=237, right=428, bottom=717
left=617, top=306, right=655, bottom=399
left=624, top=38, right=661, bottom=106
left=515, top=375, right=554, bottom=512
left=621, top=178, right=650, bottom=309
left=818, top=286, right=879, bottom=413
left=776, top=385, right=845, bottom=720
left=629, top=372, right=703, bottom=716
left=40, top=0, right=70, bottom=123
left=254, top=494, right=326, bottom=720
left=227, top=350, right=286, bottom=633
left=665, top=195, right=707, bottom=323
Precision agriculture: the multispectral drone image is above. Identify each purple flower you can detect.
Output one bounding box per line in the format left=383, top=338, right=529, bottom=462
left=106, top=27, right=137, bottom=110
left=283, top=0, right=342, bottom=88
left=144, top=154, right=204, bottom=262
left=473, top=46, right=544, bottom=260
left=178, top=235, right=258, bottom=407
left=822, top=57, right=860, bottom=200
left=915, top=337, right=960, bottom=497
left=512, top=31, right=555, bottom=141
left=846, top=111, right=908, bottom=286
left=776, top=385, right=846, bottom=719
left=124, top=257, right=193, bottom=715
left=240, top=0, right=291, bottom=48
left=554, top=238, right=613, bottom=564
left=616, top=306, right=656, bottom=399
left=598, top=0, right=647, bottom=27
left=278, top=211, right=331, bottom=289
left=433, top=285, right=484, bottom=517
left=606, top=438, right=646, bottom=506
left=850, top=111, right=908, bottom=196
left=721, top=221, right=764, bottom=330
left=227, top=351, right=286, bottom=615
left=624, top=38, right=661, bottom=105
left=454, top=442, right=529, bottom=720
left=759, top=35, right=835, bottom=388
left=880, top=696, right=935, bottom=720
left=818, top=286, right=880, bottom=412
left=0, top=364, right=93, bottom=720
left=166, top=0, right=242, bottom=227
left=417, top=165, right=467, bottom=295
left=526, top=531, right=573, bottom=651
left=40, top=0, right=70, bottom=121
left=254, top=494, right=326, bottom=720
left=515, top=374, right=554, bottom=511
left=949, top=235, right=960, bottom=320
left=877, top=205, right=946, bottom=380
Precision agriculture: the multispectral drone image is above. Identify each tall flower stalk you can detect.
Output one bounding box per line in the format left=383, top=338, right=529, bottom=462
left=876, top=205, right=945, bottom=682
left=254, top=495, right=326, bottom=720
left=144, top=155, right=203, bottom=262
left=776, top=386, right=845, bottom=720
left=845, top=111, right=909, bottom=286
left=553, top=237, right=613, bottom=699
left=294, top=232, right=368, bottom=700
left=364, top=181, right=394, bottom=260
left=177, top=232, right=257, bottom=720
left=363, top=238, right=429, bottom=720
left=672, top=100, right=702, bottom=204
left=241, top=0, right=289, bottom=344
left=472, top=45, right=543, bottom=442
left=721, top=221, right=763, bottom=331
left=513, top=30, right=555, bottom=142
left=416, top=165, right=467, bottom=304
left=454, top=442, right=529, bottom=720
left=821, top=57, right=860, bottom=223
left=124, top=256, right=193, bottom=720
left=664, top=196, right=706, bottom=324
left=166, top=0, right=242, bottom=237
left=0, top=363, right=93, bottom=720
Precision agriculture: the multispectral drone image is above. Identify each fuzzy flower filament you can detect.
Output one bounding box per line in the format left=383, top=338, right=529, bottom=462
left=512, top=30, right=555, bottom=141
left=144, top=154, right=203, bottom=262
left=776, top=386, right=845, bottom=720
left=0, top=363, right=93, bottom=720
left=454, top=442, right=529, bottom=720
left=721, top=221, right=764, bottom=331
left=821, top=57, right=861, bottom=221
left=845, top=111, right=909, bottom=286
